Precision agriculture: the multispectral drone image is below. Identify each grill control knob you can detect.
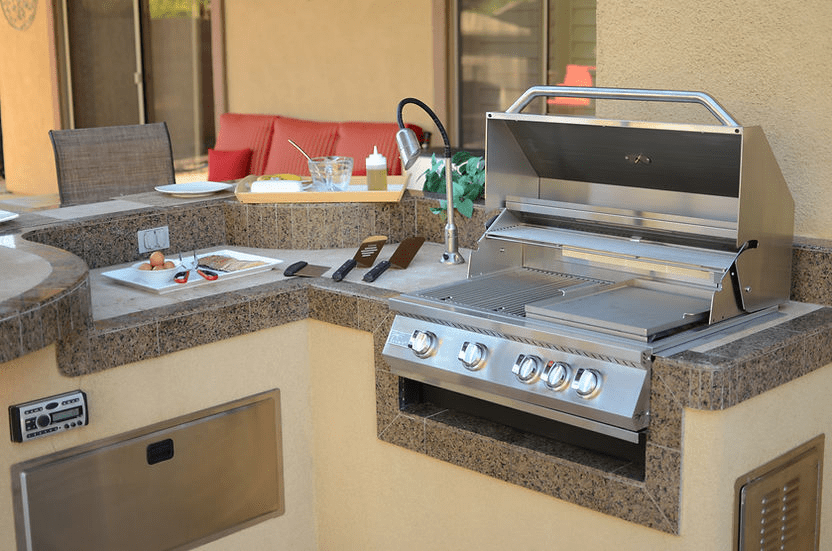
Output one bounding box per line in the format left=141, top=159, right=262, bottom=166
left=572, top=368, right=601, bottom=397
left=543, top=361, right=571, bottom=390
left=512, top=354, right=542, bottom=383
left=458, top=342, right=487, bottom=370
left=409, top=330, right=437, bottom=358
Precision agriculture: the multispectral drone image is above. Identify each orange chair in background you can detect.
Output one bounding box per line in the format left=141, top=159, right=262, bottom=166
left=548, top=64, right=596, bottom=106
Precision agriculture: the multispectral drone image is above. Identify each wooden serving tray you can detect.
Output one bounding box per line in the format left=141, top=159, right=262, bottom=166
left=234, top=175, right=407, bottom=204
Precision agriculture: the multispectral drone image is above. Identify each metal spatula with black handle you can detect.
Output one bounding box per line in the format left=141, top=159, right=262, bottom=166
left=363, top=236, right=425, bottom=282
left=332, top=235, right=387, bottom=282
left=282, top=260, right=330, bottom=278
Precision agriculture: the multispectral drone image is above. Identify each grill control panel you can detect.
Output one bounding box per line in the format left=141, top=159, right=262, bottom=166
left=383, top=316, right=651, bottom=441
left=9, top=390, right=88, bottom=443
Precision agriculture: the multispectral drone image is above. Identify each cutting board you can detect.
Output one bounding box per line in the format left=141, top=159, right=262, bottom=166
left=234, top=175, right=407, bottom=204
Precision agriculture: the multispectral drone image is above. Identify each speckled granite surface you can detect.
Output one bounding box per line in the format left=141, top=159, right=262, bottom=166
left=4, top=192, right=832, bottom=534
left=0, top=235, right=89, bottom=363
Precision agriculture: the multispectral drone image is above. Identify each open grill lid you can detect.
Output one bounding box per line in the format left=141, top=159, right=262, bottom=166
left=474, top=87, right=794, bottom=327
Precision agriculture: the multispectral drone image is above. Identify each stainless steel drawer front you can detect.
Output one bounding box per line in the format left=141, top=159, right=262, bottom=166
left=11, top=390, right=284, bottom=551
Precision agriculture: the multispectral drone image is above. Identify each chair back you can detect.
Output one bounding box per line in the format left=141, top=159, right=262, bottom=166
left=50, top=122, right=176, bottom=206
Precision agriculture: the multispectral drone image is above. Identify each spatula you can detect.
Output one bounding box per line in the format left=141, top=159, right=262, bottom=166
left=332, top=235, right=387, bottom=281
left=282, top=260, right=330, bottom=278
left=363, top=236, right=425, bottom=282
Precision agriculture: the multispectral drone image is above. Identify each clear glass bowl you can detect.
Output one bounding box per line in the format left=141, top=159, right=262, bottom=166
left=308, top=156, right=353, bottom=191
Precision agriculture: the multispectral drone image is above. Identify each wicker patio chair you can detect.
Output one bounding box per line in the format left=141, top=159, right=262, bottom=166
left=49, top=122, right=176, bottom=206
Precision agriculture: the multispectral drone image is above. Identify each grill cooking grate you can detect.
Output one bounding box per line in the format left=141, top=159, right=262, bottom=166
left=415, top=268, right=606, bottom=317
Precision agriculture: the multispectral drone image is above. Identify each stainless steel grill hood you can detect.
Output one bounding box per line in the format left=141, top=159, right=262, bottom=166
left=383, top=87, right=794, bottom=443
left=479, top=87, right=794, bottom=323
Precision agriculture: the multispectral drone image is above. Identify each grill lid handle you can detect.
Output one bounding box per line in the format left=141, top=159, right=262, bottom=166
left=505, top=86, right=739, bottom=127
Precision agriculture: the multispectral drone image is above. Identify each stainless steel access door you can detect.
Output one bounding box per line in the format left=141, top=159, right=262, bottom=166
left=11, top=390, right=284, bottom=551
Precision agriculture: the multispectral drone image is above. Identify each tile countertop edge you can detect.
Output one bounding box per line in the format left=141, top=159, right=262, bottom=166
left=0, top=235, right=90, bottom=363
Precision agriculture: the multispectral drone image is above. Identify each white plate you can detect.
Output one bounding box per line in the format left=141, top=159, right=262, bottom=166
left=155, top=181, right=234, bottom=198
left=101, top=249, right=283, bottom=294
left=0, top=209, right=20, bottom=224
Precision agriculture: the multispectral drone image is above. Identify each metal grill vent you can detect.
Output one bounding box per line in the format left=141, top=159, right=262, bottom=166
left=758, top=477, right=801, bottom=549
left=735, top=435, right=823, bottom=551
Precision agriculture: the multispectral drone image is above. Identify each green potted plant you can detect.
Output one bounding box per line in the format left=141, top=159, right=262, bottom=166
left=421, top=151, right=485, bottom=219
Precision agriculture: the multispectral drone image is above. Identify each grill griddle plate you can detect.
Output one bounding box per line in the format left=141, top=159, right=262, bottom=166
left=416, top=268, right=605, bottom=317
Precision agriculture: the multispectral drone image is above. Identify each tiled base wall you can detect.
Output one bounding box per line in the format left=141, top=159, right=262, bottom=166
left=22, top=194, right=492, bottom=269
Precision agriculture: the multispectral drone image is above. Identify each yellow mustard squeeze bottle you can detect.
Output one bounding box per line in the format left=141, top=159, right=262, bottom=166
left=365, top=146, right=388, bottom=191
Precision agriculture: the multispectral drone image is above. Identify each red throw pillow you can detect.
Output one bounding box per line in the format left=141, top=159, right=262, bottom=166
left=334, top=122, right=399, bottom=176
left=334, top=122, right=424, bottom=175
left=208, top=148, right=252, bottom=181
left=214, top=114, right=276, bottom=175
left=263, top=117, right=340, bottom=176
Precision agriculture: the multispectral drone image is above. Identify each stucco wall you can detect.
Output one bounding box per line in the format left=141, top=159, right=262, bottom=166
left=309, top=322, right=832, bottom=550
left=223, top=0, right=436, bottom=131
left=0, top=5, right=59, bottom=196
left=596, top=0, right=832, bottom=239
left=0, top=324, right=318, bottom=551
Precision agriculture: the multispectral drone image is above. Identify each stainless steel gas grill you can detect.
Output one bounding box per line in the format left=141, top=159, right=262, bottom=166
left=383, top=87, right=794, bottom=445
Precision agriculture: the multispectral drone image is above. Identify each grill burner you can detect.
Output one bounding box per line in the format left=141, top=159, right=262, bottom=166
left=383, top=87, right=794, bottom=444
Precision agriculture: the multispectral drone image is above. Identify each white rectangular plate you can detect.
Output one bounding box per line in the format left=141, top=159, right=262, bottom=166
left=0, top=209, right=20, bottom=223
left=101, top=249, right=282, bottom=294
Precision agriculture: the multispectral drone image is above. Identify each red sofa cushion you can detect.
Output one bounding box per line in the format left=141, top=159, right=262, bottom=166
left=263, top=117, right=340, bottom=176
left=213, top=113, right=276, bottom=175
left=335, top=122, right=403, bottom=176
left=208, top=148, right=252, bottom=181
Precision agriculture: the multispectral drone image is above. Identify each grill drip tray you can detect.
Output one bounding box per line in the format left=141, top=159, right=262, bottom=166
left=525, top=278, right=712, bottom=342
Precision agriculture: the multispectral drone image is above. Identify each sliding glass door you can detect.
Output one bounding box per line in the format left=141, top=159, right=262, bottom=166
left=454, top=0, right=596, bottom=149
left=55, top=0, right=215, bottom=160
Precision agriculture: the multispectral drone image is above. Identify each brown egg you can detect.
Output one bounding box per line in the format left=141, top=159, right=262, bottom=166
left=137, top=262, right=153, bottom=271
left=162, top=260, right=175, bottom=269
left=149, top=251, right=165, bottom=267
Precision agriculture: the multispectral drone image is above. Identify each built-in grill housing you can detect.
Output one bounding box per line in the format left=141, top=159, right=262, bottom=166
left=383, top=87, right=794, bottom=445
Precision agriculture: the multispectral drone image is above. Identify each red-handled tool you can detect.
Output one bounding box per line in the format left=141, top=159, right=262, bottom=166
left=174, top=252, right=219, bottom=283
left=174, top=252, right=190, bottom=284
left=196, top=267, right=218, bottom=280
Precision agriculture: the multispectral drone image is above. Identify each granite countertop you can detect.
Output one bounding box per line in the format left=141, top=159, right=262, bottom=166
left=3, top=190, right=832, bottom=535
left=89, top=244, right=468, bottom=321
